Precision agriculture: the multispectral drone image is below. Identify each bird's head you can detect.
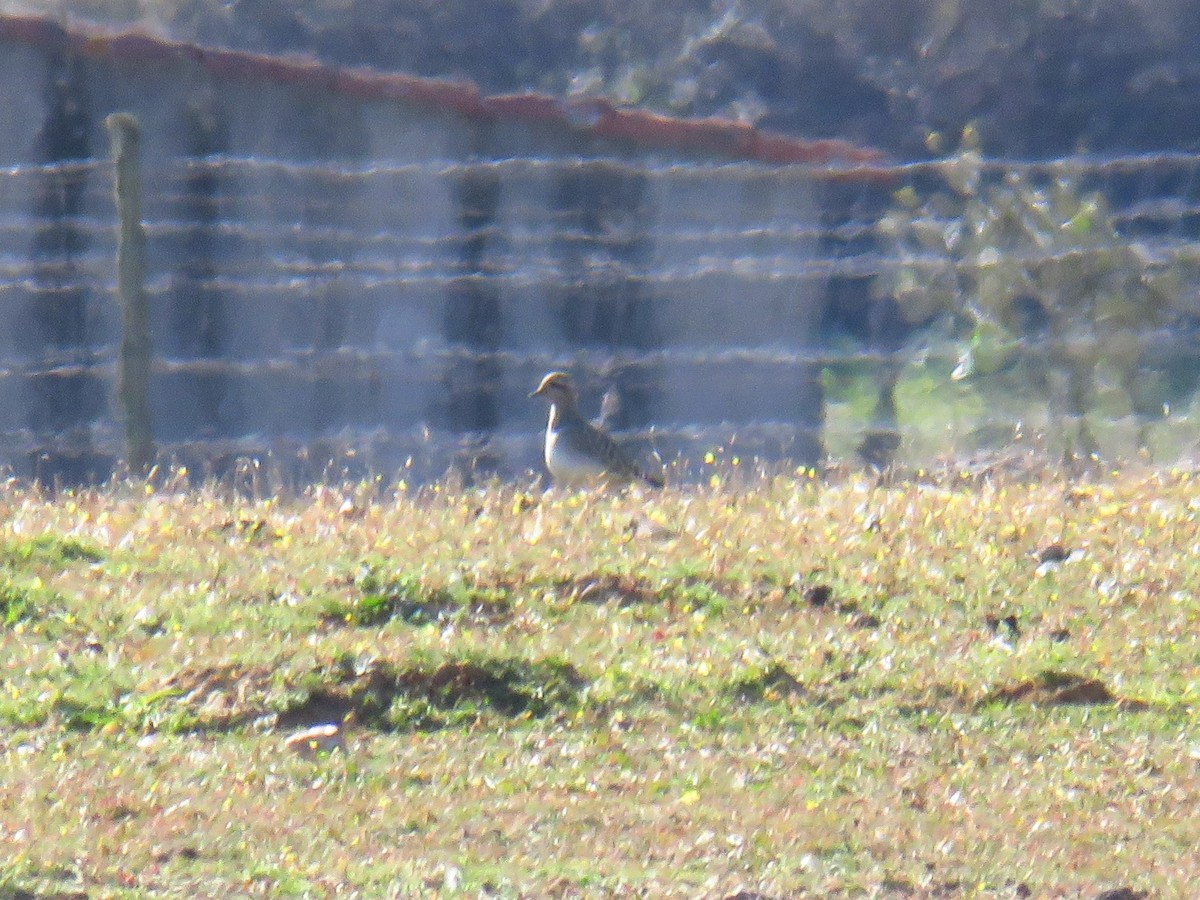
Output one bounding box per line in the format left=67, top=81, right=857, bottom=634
left=530, top=371, right=578, bottom=406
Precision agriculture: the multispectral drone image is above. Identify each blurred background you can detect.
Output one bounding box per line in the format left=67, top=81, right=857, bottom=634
left=3, top=0, right=1200, bottom=485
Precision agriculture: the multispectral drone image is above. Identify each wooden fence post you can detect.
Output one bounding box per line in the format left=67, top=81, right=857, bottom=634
left=105, top=112, right=155, bottom=474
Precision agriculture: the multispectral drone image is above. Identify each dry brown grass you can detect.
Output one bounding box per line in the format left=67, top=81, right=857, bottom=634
left=0, top=465, right=1196, bottom=897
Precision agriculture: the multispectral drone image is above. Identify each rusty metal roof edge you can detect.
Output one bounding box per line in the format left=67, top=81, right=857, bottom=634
left=0, top=12, right=893, bottom=178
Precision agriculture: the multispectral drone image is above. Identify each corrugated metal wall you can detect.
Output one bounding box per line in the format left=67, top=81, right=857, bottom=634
left=0, top=24, right=886, bottom=483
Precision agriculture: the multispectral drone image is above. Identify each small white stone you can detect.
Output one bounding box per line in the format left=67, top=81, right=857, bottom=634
left=132, top=605, right=161, bottom=628
left=283, top=724, right=344, bottom=758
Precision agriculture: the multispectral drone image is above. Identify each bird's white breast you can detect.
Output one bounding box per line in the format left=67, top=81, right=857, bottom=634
left=545, top=426, right=608, bottom=485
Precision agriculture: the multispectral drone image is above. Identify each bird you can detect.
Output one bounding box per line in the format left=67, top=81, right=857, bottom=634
left=530, top=371, right=663, bottom=488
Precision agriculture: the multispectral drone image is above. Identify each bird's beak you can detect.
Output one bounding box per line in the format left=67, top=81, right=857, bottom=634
left=529, top=385, right=545, bottom=398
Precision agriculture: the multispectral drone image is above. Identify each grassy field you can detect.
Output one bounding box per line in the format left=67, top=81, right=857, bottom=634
left=0, top=464, right=1197, bottom=898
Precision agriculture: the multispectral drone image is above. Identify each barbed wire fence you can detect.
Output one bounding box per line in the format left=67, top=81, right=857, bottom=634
left=3, top=145, right=1200, bottom=486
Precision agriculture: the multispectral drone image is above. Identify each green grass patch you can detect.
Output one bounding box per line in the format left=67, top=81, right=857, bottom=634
left=0, top=574, right=63, bottom=628
left=1, top=533, right=104, bottom=568
left=279, top=653, right=587, bottom=731
left=322, top=564, right=512, bottom=626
